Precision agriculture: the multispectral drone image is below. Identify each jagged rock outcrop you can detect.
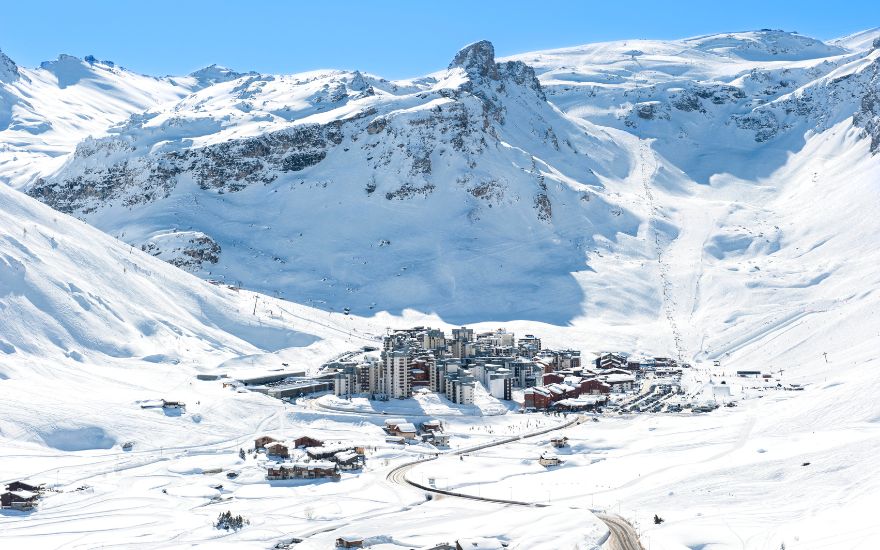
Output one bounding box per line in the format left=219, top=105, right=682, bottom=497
left=854, top=60, right=880, bottom=153
left=0, top=49, right=18, bottom=83
left=140, top=231, right=221, bottom=272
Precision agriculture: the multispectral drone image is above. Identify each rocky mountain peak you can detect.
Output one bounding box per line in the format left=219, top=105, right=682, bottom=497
left=449, top=40, right=545, bottom=101
left=0, top=48, right=19, bottom=82
left=189, top=64, right=253, bottom=88
left=449, top=40, right=499, bottom=81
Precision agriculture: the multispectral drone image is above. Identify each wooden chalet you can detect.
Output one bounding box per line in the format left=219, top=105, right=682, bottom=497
left=1, top=490, right=38, bottom=510
left=266, top=442, right=291, bottom=458
left=254, top=435, right=279, bottom=449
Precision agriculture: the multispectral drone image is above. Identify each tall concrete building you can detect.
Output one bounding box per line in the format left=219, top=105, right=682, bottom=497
left=445, top=371, right=476, bottom=405
left=382, top=350, right=412, bottom=399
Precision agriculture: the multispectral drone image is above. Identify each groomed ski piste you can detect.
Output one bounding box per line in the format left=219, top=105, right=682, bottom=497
left=2, top=28, right=880, bottom=550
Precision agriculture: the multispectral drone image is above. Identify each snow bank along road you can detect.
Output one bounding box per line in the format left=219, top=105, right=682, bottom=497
left=386, top=414, right=644, bottom=550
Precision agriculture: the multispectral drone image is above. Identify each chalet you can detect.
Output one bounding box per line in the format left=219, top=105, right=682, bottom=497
left=161, top=399, right=185, bottom=409
left=596, top=352, right=627, bottom=370
left=1, top=490, right=38, bottom=510
left=292, top=435, right=324, bottom=448
left=550, top=436, right=568, bottom=448
left=254, top=435, right=279, bottom=449
left=335, top=537, right=364, bottom=548
left=538, top=452, right=562, bottom=467
left=267, top=461, right=340, bottom=480
left=306, top=444, right=364, bottom=460
left=431, top=433, right=450, bottom=447
left=422, top=420, right=443, bottom=433
left=266, top=442, right=291, bottom=458
left=5, top=481, right=41, bottom=493
left=385, top=422, right=418, bottom=439
left=602, top=373, right=635, bottom=392
left=334, top=451, right=363, bottom=470
left=523, top=386, right=552, bottom=410
left=577, top=378, right=610, bottom=395
left=542, top=372, right=564, bottom=385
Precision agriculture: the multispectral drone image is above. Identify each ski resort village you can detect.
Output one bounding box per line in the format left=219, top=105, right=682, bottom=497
left=226, top=325, right=703, bottom=414
left=3, top=9, right=880, bottom=550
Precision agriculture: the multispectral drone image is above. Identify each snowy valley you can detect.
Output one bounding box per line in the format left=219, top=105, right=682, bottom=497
left=1, top=27, right=880, bottom=550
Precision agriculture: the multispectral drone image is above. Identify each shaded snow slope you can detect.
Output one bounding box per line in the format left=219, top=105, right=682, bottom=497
left=0, top=183, right=314, bottom=365
left=0, top=181, right=389, bottom=454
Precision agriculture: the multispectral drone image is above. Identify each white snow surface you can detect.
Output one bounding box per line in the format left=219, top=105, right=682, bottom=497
left=1, top=29, right=880, bottom=549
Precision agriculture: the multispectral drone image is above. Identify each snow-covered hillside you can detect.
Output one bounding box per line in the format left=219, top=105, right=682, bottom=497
left=0, top=180, right=389, bottom=448
left=0, top=50, right=249, bottom=187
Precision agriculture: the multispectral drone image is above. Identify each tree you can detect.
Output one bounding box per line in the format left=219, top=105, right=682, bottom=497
left=654, top=514, right=664, bottom=525
left=215, top=510, right=249, bottom=531
left=239, top=448, right=246, bottom=460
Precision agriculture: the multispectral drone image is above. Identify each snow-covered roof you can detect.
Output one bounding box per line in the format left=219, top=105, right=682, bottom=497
left=335, top=451, right=359, bottom=462
left=395, top=422, right=417, bottom=433
left=278, top=460, right=337, bottom=470
left=603, top=374, right=635, bottom=383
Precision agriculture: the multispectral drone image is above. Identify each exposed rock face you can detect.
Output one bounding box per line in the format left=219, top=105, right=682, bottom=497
left=854, top=61, right=880, bottom=154
left=140, top=231, right=221, bottom=272
left=450, top=40, right=500, bottom=81
left=32, top=41, right=562, bottom=219
left=0, top=49, right=18, bottom=83
left=29, top=120, right=345, bottom=212
left=450, top=40, right=546, bottom=104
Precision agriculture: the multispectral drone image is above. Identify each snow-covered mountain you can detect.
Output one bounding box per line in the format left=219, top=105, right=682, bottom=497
left=508, top=29, right=880, bottom=182
left=25, top=41, right=643, bottom=324
left=0, top=50, right=247, bottom=187
left=3, top=29, right=880, bottom=550
left=11, top=30, right=880, bottom=339
left=4, top=29, right=880, bottom=359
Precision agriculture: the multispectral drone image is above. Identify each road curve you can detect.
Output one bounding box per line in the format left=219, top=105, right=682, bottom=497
left=385, top=415, right=644, bottom=549
left=597, top=513, right=644, bottom=550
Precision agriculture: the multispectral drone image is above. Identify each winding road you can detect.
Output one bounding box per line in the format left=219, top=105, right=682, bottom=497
left=385, top=414, right=644, bottom=549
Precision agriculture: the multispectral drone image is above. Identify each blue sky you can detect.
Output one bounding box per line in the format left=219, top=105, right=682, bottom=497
left=0, top=1, right=875, bottom=78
